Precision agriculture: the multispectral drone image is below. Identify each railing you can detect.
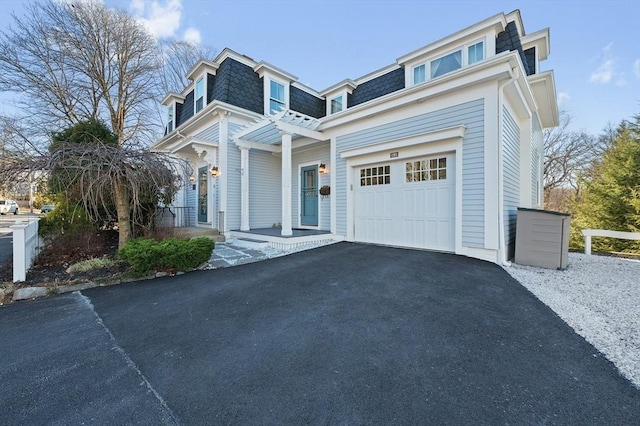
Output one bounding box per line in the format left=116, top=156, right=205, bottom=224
left=155, top=207, right=194, bottom=228
left=582, top=229, right=640, bottom=255
left=11, top=219, right=40, bottom=282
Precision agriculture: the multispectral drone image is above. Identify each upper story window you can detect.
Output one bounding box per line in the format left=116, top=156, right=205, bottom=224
left=330, top=95, right=343, bottom=114
left=468, top=41, right=484, bottom=65
left=167, top=104, right=174, bottom=132
left=431, top=50, right=462, bottom=79
left=195, top=77, right=204, bottom=113
left=269, top=80, right=285, bottom=114
left=413, top=64, right=426, bottom=85
left=410, top=39, right=486, bottom=85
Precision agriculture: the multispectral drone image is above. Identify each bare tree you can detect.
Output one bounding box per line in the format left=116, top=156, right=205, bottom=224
left=543, top=112, right=601, bottom=210
left=0, top=0, right=184, bottom=247
left=157, top=40, right=217, bottom=95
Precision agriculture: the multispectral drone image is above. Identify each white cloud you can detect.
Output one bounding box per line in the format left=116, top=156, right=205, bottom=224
left=183, top=27, right=201, bottom=44
left=634, top=59, right=640, bottom=80
left=131, top=0, right=183, bottom=39
left=557, top=92, right=570, bottom=105
left=590, top=59, right=614, bottom=83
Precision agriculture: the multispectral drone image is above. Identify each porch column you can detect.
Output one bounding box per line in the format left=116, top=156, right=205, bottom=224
left=240, top=146, right=250, bottom=231
left=280, top=131, right=293, bottom=236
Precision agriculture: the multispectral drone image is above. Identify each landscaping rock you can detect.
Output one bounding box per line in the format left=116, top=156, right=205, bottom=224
left=58, top=282, right=98, bottom=294
left=12, top=286, right=49, bottom=301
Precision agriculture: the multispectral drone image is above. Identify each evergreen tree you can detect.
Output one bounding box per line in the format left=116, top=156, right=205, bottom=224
left=571, top=115, right=640, bottom=252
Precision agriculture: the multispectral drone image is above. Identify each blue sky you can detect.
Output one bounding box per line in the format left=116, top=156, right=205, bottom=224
left=1, top=0, right=639, bottom=135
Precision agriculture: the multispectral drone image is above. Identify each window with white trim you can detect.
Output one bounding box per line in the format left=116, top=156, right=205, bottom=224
left=269, top=80, right=285, bottom=114
left=413, top=64, right=426, bottom=85
left=167, top=104, right=174, bottom=132
left=468, top=41, right=484, bottom=65
left=360, top=165, right=391, bottom=186
left=330, top=95, right=343, bottom=114
left=195, top=77, right=204, bottom=113
left=405, top=157, right=447, bottom=182
left=430, top=50, right=462, bottom=79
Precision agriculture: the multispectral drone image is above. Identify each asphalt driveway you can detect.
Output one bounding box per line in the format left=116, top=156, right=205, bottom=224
left=1, top=243, right=638, bottom=424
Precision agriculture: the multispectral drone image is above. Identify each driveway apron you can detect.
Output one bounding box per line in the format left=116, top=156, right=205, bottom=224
left=2, top=242, right=638, bottom=424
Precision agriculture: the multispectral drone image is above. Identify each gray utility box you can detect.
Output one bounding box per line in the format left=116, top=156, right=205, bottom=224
left=515, top=208, right=571, bottom=269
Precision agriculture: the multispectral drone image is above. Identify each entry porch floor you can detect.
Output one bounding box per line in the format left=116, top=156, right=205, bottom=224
left=229, top=228, right=339, bottom=250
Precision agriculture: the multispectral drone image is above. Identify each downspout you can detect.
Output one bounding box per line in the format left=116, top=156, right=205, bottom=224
left=497, top=66, right=518, bottom=265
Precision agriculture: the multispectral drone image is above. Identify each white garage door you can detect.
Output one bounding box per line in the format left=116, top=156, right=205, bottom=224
left=353, top=153, right=455, bottom=251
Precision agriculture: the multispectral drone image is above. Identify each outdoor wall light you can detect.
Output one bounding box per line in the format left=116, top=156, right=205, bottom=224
left=210, top=166, right=220, bottom=177
left=189, top=175, right=196, bottom=183
left=319, top=163, right=327, bottom=173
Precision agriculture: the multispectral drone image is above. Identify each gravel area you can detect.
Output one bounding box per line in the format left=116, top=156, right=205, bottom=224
left=505, top=253, right=640, bottom=388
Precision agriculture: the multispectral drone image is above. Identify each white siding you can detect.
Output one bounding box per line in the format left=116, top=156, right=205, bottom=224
left=249, top=150, right=282, bottom=228
left=335, top=99, right=485, bottom=247
left=292, top=144, right=331, bottom=231
left=502, top=106, right=520, bottom=260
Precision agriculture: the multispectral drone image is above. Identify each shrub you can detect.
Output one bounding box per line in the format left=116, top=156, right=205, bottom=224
left=118, top=237, right=215, bottom=275
left=38, top=200, right=93, bottom=238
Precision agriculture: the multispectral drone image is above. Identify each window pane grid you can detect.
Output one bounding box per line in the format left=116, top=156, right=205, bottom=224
left=405, top=157, right=447, bottom=182
left=360, top=165, right=391, bottom=186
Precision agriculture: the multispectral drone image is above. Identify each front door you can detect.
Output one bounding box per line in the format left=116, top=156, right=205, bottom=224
left=300, top=165, right=318, bottom=226
left=198, top=166, right=208, bottom=222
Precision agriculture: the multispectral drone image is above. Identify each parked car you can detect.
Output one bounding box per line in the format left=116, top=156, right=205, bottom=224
left=40, top=204, right=55, bottom=214
left=0, top=199, right=19, bottom=215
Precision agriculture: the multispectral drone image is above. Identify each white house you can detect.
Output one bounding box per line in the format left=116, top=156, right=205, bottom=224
left=151, top=10, right=558, bottom=264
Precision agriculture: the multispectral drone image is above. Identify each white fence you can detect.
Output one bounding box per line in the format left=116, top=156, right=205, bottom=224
left=582, top=228, right=640, bottom=255
left=11, top=219, right=40, bottom=282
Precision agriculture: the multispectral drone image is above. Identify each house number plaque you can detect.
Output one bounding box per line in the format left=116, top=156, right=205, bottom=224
left=390, top=151, right=399, bottom=158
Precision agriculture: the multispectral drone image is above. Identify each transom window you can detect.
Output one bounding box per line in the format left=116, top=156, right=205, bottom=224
left=406, top=157, right=447, bottom=182
left=330, top=95, right=343, bottom=114
left=270, top=80, right=285, bottom=114
left=167, top=104, right=174, bottom=132
left=360, top=165, right=391, bottom=186
left=195, top=77, right=204, bottom=113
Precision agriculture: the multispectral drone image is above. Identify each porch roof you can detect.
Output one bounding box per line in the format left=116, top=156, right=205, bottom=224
left=232, top=109, right=324, bottom=145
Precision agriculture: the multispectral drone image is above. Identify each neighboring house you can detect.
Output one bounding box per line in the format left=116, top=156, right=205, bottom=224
left=151, top=10, right=558, bottom=264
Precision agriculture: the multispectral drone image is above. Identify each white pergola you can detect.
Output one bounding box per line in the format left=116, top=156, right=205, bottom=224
left=232, top=109, right=324, bottom=236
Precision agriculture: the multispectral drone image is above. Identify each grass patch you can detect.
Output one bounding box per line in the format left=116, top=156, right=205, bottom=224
left=66, top=257, right=118, bottom=274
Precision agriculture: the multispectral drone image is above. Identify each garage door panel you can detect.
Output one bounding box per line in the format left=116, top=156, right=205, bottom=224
left=354, top=153, right=455, bottom=252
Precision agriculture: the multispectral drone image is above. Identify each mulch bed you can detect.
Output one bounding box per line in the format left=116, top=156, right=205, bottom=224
left=1, top=230, right=132, bottom=304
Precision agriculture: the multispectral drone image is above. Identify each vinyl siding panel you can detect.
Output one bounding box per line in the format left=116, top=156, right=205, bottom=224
left=503, top=107, right=520, bottom=260
left=226, top=122, right=244, bottom=230
left=186, top=182, right=196, bottom=226
left=531, top=115, right=543, bottom=206
left=195, top=123, right=219, bottom=141
left=335, top=99, right=485, bottom=247
left=291, top=144, right=331, bottom=231
left=249, top=151, right=282, bottom=228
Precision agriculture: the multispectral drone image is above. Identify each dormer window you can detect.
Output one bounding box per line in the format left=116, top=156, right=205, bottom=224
left=467, top=41, right=484, bottom=65
left=413, top=64, right=426, bottom=85
left=430, top=50, right=462, bottom=79
left=410, top=39, right=486, bottom=85
left=269, top=80, right=285, bottom=114
left=195, top=77, right=204, bottom=113
left=167, top=104, right=174, bottom=132
left=330, top=95, right=343, bottom=114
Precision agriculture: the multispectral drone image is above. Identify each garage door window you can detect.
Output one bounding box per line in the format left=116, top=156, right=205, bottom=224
left=360, top=165, right=391, bottom=186
left=405, top=157, right=447, bottom=182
